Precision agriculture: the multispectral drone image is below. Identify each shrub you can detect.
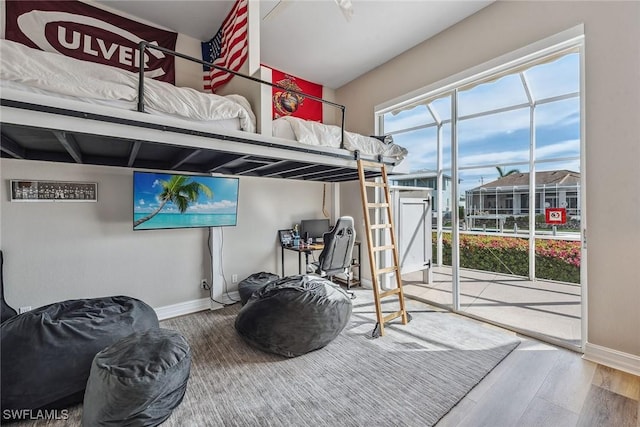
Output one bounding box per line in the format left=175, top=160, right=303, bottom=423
left=432, top=233, right=580, bottom=283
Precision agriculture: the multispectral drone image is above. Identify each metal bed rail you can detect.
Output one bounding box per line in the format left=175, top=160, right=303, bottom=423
left=136, top=41, right=346, bottom=147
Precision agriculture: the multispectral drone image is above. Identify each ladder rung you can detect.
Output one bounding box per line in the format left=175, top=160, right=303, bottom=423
left=382, top=311, right=404, bottom=323
left=380, top=288, right=402, bottom=298
left=375, top=266, right=398, bottom=275
left=367, top=203, right=389, bottom=208
left=359, top=160, right=383, bottom=168
left=370, top=224, right=392, bottom=230
left=364, top=182, right=387, bottom=188
left=373, top=245, right=394, bottom=252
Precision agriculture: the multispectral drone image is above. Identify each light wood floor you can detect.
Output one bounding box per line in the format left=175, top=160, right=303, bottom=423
left=434, top=328, right=639, bottom=426
left=397, top=268, right=638, bottom=425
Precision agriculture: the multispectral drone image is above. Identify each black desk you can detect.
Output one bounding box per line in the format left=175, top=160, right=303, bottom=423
left=280, top=242, right=362, bottom=289
left=280, top=243, right=324, bottom=277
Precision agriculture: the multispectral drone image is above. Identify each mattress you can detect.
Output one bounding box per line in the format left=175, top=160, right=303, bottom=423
left=0, top=39, right=255, bottom=132
left=273, top=116, right=407, bottom=161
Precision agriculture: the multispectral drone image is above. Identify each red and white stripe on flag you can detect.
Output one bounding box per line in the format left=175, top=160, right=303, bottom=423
left=203, top=0, right=248, bottom=93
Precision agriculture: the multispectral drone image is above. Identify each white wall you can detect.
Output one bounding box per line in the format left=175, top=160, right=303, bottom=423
left=339, top=181, right=373, bottom=287
left=0, top=159, right=329, bottom=310
left=336, top=1, right=640, bottom=358
left=212, top=174, right=332, bottom=283
left=174, top=33, right=206, bottom=90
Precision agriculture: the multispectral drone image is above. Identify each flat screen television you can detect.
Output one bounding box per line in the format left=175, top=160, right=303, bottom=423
left=133, top=171, right=239, bottom=230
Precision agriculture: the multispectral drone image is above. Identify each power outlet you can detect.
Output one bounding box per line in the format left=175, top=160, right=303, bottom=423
left=200, top=279, right=209, bottom=290
left=231, top=274, right=238, bottom=283
left=19, top=306, right=31, bottom=314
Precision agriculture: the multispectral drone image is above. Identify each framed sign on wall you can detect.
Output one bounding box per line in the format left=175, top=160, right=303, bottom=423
left=9, top=180, right=97, bottom=202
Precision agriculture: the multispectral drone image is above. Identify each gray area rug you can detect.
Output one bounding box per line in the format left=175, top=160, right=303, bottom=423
left=15, top=289, right=519, bottom=426
left=163, top=290, right=520, bottom=427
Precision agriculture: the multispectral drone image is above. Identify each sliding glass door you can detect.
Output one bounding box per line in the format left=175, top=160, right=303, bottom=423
left=379, top=41, right=584, bottom=349
left=384, top=96, right=454, bottom=309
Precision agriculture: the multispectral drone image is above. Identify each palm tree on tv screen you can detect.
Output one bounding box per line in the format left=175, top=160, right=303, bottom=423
left=134, top=175, right=213, bottom=228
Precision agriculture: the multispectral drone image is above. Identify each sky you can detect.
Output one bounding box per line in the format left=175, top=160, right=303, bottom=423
left=383, top=53, right=581, bottom=198
left=133, top=172, right=239, bottom=214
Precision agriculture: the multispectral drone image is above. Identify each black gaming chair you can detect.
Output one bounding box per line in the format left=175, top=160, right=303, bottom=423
left=310, top=216, right=356, bottom=298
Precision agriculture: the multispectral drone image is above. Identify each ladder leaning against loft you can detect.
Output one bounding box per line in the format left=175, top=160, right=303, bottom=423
left=357, top=159, right=410, bottom=337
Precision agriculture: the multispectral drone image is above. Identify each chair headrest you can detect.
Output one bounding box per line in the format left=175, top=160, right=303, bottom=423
left=334, top=216, right=354, bottom=228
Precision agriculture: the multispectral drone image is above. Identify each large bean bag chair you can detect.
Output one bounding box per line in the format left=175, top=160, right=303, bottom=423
left=82, top=328, right=191, bottom=427
left=0, top=296, right=158, bottom=418
left=238, top=271, right=279, bottom=305
left=235, top=275, right=353, bottom=357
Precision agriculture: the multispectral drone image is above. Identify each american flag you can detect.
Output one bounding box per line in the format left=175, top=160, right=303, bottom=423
left=201, top=0, right=248, bottom=93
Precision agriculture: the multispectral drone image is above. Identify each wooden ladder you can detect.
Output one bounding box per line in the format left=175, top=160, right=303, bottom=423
left=357, top=159, right=409, bottom=337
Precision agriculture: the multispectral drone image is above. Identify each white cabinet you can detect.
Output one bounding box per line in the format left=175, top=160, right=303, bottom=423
left=381, top=186, right=432, bottom=288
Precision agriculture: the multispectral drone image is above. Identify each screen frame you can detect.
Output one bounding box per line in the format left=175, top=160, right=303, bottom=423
left=132, top=171, right=239, bottom=231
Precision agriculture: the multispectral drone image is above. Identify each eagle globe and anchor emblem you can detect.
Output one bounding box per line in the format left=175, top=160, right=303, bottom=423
left=273, top=77, right=306, bottom=118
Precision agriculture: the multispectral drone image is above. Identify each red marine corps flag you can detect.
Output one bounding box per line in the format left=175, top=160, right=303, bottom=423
left=201, top=0, right=248, bottom=93
left=270, top=68, right=323, bottom=122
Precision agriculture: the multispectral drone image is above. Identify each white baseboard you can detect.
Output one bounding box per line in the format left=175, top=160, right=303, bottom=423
left=209, top=291, right=241, bottom=310
left=154, top=291, right=241, bottom=321
left=154, top=298, right=211, bottom=321
left=583, top=342, right=640, bottom=376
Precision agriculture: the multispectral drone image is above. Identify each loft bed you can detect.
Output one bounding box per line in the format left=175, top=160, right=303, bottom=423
left=272, top=116, right=407, bottom=160
left=0, top=39, right=405, bottom=182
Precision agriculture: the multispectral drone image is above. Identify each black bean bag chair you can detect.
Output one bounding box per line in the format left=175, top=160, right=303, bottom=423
left=235, top=275, right=353, bottom=358
left=237, top=271, right=279, bottom=305
left=1, top=296, right=158, bottom=419
left=82, top=328, right=191, bottom=427
left=0, top=250, right=18, bottom=323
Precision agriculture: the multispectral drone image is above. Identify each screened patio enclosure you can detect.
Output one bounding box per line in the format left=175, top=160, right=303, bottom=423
left=379, top=36, right=584, bottom=349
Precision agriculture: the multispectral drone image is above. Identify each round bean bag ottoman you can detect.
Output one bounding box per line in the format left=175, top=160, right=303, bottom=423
left=0, top=296, right=158, bottom=417
left=235, top=275, right=353, bottom=358
left=82, top=328, right=191, bottom=427
left=238, top=271, right=279, bottom=305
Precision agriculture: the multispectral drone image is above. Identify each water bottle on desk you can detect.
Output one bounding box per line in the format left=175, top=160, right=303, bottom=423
left=293, top=224, right=300, bottom=247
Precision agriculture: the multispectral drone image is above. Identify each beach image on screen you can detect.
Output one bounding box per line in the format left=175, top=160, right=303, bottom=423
left=133, top=172, right=239, bottom=230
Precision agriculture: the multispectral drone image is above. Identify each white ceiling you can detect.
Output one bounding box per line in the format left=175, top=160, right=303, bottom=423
left=97, top=0, right=493, bottom=89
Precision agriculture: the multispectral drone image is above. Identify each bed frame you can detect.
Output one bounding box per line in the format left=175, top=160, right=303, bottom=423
left=0, top=42, right=399, bottom=182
